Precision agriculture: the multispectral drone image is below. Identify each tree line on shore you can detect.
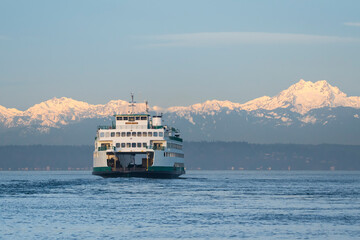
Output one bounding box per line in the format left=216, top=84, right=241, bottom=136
left=0, top=142, right=359, bottom=171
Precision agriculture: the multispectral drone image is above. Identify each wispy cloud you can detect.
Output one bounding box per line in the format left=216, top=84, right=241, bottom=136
left=344, top=22, right=360, bottom=27
left=143, top=32, right=358, bottom=47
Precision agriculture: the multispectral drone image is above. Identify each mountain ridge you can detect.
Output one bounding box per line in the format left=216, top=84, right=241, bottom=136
left=0, top=79, right=359, bottom=129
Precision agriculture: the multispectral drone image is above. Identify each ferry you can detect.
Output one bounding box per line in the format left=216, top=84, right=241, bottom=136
left=92, top=95, right=185, bottom=178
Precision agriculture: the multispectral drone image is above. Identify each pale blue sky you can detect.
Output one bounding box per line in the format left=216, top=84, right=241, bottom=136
left=1, top=0, right=360, bottom=110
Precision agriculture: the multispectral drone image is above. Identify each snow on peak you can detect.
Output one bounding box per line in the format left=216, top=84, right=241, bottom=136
left=99, top=100, right=147, bottom=115
left=0, top=105, right=22, bottom=118
left=240, top=79, right=360, bottom=114
left=167, top=99, right=242, bottom=114
left=0, top=97, right=151, bottom=128
left=0, top=79, right=359, bottom=128
left=26, top=97, right=92, bottom=115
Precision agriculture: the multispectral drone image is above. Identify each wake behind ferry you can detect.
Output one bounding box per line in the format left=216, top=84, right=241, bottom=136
left=92, top=95, right=185, bottom=178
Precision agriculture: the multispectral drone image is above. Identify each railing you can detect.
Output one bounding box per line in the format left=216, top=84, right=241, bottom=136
left=169, top=136, right=183, bottom=142
left=147, top=146, right=165, bottom=151
left=98, top=125, right=115, bottom=130
left=98, top=146, right=116, bottom=151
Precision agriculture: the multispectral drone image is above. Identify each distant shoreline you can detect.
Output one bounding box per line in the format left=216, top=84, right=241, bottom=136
left=1, top=143, right=359, bottom=171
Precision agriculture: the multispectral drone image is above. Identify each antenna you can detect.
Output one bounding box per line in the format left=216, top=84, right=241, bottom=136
left=129, top=93, right=136, bottom=114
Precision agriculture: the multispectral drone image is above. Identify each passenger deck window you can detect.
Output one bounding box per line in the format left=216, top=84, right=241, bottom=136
left=132, top=143, right=136, bottom=148
left=123, top=117, right=128, bottom=120
left=148, top=132, right=152, bottom=137
left=127, top=132, right=131, bottom=137
left=159, top=132, right=163, bottom=137
left=100, top=132, right=104, bottom=137
left=129, top=117, right=135, bottom=122
left=116, top=132, right=120, bottom=137
left=153, top=132, right=158, bottom=137
left=117, top=117, right=122, bottom=120
left=136, top=117, right=140, bottom=120
left=132, top=132, right=136, bottom=137
left=143, top=143, right=147, bottom=148
left=121, top=143, right=125, bottom=148
left=143, top=132, right=147, bottom=137
left=137, top=132, right=142, bottom=137
left=116, top=143, right=120, bottom=148
left=105, top=132, right=110, bottom=138
left=137, top=143, right=141, bottom=148
left=141, top=116, right=147, bottom=120
left=126, top=143, right=131, bottom=148
left=111, top=132, right=115, bottom=137
left=121, top=132, right=125, bottom=137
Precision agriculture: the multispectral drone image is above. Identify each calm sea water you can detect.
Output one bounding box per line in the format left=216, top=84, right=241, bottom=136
left=1, top=171, right=360, bottom=239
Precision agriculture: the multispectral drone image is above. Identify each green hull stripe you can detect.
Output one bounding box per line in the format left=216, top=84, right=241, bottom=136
left=93, top=166, right=184, bottom=172
left=148, top=166, right=184, bottom=172
left=93, top=166, right=112, bottom=172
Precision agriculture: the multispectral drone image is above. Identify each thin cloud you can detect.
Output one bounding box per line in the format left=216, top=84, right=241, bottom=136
left=143, top=32, right=358, bottom=47
left=344, top=22, right=360, bottom=27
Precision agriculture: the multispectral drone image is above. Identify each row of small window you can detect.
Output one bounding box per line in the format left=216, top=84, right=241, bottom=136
left=117, top=116, right=147, bottom=121
left=167, top=142, right=183, bottom=150
left=164, top=152, right=184, bottom=158
left=100, top=131, right=163, bottom=138
left=116, top=142, right=147, bottom=148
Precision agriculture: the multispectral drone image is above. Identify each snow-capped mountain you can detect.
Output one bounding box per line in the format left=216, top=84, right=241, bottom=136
left=241, top=79, right=360, bottom=114
left=168, top=79, right=360, bottom=116
left=0, top=97, right=147, bottom=128
left=0, top=79, right=359, bottom=145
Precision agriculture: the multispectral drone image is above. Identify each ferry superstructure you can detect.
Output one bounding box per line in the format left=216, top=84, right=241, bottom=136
left=92, top=96, right=185, bottom=178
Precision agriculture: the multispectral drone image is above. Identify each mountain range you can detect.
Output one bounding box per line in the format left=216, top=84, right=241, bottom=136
left=1, top=79, right=359, bottom=145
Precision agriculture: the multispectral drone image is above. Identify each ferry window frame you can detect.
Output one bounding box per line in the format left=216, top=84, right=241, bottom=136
left=123, top=117, right=128, bottom=120
left=116, top=143, right=120, bottom=148
left=121, top=132, right=125, bottom=137
left=121, top=143, right=125, bottom=148
left=137, top=143, right=141, bottom=148
left=136, top=116, right=140, bottom=120
left=153, top=132, right=158, bottom=137
left=105, top=132, right=110, bottom=138
left=116, top=132, right=120, bottom=137
left=132, top=143, right=136, bottom=148
left=159, top=132, right=163, bottom=137
left=148, top=132, right=152, bottom=137
left=127, top=132, right=131, bottom=137
left=100, top=132, right=104, bottom=137
left=141, top=116, right=147, bottom=120
left=126, top=143, right=131, bottom=148
left=143, top=132, right=147, bottom=137
left=111, top=132, right=115, bottom=137
left=137, top=132, right=142, bottom=137
left=117, top=117, right=122, bottom=120
left=129, top=117, right=135, bottom=122
left=143, top=142, right=147, bottom=148
left=132, top=132, right=136, bottom=137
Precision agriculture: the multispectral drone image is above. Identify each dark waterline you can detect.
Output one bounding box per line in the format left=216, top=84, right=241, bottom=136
left=1, top=171, right=360, bottom=239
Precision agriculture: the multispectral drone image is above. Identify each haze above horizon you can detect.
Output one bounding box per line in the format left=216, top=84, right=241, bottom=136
left=1, top=0, right=360, bottom=110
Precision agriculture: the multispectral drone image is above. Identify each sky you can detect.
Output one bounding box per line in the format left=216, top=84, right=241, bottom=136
left=1, top=0, right=360, bottom=110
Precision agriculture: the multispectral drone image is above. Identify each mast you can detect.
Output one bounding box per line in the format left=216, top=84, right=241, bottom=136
left=145, top=101, right=149, bottom=114
left=129, top=93, right=136, bottom=114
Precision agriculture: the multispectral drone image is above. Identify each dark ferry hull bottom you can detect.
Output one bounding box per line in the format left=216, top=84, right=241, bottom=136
left=92, top=166, right=185, bottom=179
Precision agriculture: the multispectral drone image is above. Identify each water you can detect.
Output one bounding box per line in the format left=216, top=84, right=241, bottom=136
left=1, top=171, right=360, bottom=239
